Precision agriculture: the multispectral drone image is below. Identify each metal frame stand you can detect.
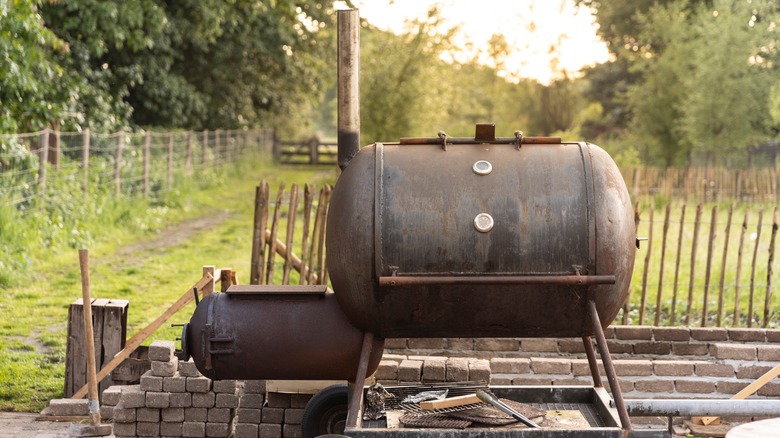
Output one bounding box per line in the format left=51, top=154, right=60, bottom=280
left=584, top=300, right=632, bottom=432
left=346, top=332, right=375, bottom=429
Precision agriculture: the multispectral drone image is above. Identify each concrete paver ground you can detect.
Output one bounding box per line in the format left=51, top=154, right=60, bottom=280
left=0, top=412, right=71, bottom=438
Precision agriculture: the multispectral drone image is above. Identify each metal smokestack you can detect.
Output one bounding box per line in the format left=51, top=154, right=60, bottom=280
left=337, top=9, right=360, bottom=171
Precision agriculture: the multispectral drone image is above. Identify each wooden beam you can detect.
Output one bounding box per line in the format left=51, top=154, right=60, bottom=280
left=71, top=274, right=213, bottom=399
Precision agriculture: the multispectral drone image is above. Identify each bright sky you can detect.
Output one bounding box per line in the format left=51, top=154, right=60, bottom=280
left=343, top=0, right=611, bottom=84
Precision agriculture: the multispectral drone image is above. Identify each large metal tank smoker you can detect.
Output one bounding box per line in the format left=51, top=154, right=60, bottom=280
left=179, top=8, right=645, bottom=436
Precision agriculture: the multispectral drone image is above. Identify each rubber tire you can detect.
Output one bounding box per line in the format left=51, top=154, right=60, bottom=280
left=301, top=384, right=350, bottom=438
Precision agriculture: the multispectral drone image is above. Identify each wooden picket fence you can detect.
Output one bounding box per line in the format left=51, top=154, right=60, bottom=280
left=248, top=180, right=333, bottom=286
left=626, top=203, right=779, bottom=328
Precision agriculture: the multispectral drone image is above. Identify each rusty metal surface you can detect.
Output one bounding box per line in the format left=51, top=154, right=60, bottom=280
left=327, top=139, right=635, bottom=338
left=182, top=289, right=384, bottom=380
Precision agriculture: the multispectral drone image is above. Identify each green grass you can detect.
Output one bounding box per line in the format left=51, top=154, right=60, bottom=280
left=0, top=152, right=337, bottom=412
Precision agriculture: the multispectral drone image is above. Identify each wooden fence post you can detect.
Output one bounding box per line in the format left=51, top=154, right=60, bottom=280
left=186, top=131, right=193, bottom=174
left=250, top=181, right=270, bottom=285
left=82, top=129, right=90, bottom=196
left=38, top=129, right=49, bottom=198
left=167, top=133, right=174, bottom=188
left=716, top=205, right=734, bottom=326
left=143, top=131, right=150, bottom=197
left=764, top=207, right=778, bottom=328
left=114, top=132, right=123, bottom=195
left=748, top=209, right=764, bottom=327
left=734, top=210, right=749, bottom=326
left=282, top=184, right=300, bottom=284
left=215, top=129, right=221, bottom=164
left=701, top=205, right=718, bottom=326
left=685, top=204, right=703, bottom=325
left=654, top=204, right=671, bottom=326
left=202, top=266, right=215, bottom=297
left=309, top=137, right=319, bottom=164
left=638, top=206, right=654, bottom=325
left=50, top=125, right=61, bottom=169
left=201, top=130, right=208, bottom=166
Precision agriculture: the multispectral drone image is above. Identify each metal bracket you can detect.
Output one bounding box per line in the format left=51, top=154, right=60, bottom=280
left=514, top=130, right=524, bottom=150
left=437, top=131, right=448, bottom=151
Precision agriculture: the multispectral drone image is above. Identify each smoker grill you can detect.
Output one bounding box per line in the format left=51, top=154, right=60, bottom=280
left=179, top=8, right=644, bottom=437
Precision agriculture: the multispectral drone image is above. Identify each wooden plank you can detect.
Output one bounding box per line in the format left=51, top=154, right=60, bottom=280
left=201, top=266, right=215, bottom=296
left=317, top=186, right=332, bottom=285
left=734, top=210, right=749, bottom=326
left=64, top=299, right=86, bottom=397
left=266, top=183, right=286, bottom=285
left=764, top=206, right=778, bottom=327
left=685, top=204, right=703, bottom=325
left=654, top=204, right=671, bottom=326
left=71, top=274, right=212, bottom=399
left=717, top=205, right=734, bottom=326
left=638, top=206, right=653, bottom=325
left=250, top=181, right=270, bottom=285
left=702, top=205, right=718, bottom=327
left=420, top=394, right=480, bottom=411
left=748, top=208, right=764, bottom=327
left=308, top=187, right=326, bottom=285
left=670, top=204, right=687, bottom=325
left=282, top=184, right=300, bottom=284
left=299, top=184, right=315, bottom=285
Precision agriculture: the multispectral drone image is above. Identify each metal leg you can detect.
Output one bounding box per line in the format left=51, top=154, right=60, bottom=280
left=582, top=336, right=603, bottom=388
left=588, top=300, right=632, bottom=432
left=346, top=332, right=375, bottom=430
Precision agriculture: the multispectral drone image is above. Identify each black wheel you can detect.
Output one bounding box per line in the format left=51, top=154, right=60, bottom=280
left=301, top=384, right=350, bottom=438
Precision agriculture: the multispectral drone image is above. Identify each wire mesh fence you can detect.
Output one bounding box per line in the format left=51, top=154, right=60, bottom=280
left=0, top=128, right=273, bottom=208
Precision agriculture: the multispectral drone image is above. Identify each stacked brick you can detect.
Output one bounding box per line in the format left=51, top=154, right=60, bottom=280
left=105, top=340, right=240, bottom=437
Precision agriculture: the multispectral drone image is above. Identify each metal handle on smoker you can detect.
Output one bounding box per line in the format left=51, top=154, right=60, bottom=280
left=378, top=275, right=616, bottom=287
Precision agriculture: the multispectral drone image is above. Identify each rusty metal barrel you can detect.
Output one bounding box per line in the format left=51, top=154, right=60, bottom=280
left=326, top=127, right=636, bottom=339
left=180, top=286, right=384, bottom=380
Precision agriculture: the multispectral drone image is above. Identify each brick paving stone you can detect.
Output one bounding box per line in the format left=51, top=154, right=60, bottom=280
left=141, top=371, right=164, bottom=392
left=182, top=421, right=206, bottom=438
left=162, top=407, right=185, bottom=422
left=408, top=338, right=445, bottom=350
left=614, top=326, right=653, bottom=340
left=192, top=392, right=216, bottom=408
left=285, top=408, right=304, bottom=425
left=170, top=392, right=193, bottom=408
left=654, top=360, right=695, bottom=376
left=711, top=343, right=757, bottom=360
left=374, top=360, right=398, bottom=380
left=490, top=377, right=512, bottom=385
left=113, top=421, right=137, bottom=437
left=717, top=381, right=750, bottom=395
left=212, top=380, right=238, bottom=394
left=163, top=375, right=187, bottom=393
left=102, top=385, right=123, bottom=406
left=530, top=358, right=571, bottom=374
left=259, top=423, right=282, bottom=438
left=736, top=364, right=774, bottom=379
left=634, top=379, right=675, bottom=393
left=206, top=422, right=230, bottom=438
left=235, top=424, right=259, bottom=438
left=237, top=408, right=262, bottom=424
left=179, top=360, right=202, bottom=377
left=161, top=421, right=183, bottom=437
left=695, top=363, right=735, bottom=378
left=99, top=405, right=113, bottom=421
left=267, top=392, right=292, bottom=408
left=490, top=358, right=531, bottom=374
left=147, top=391, right=171, bottom=408
left=263, top=407, right=285, bottom=424
left=152, top=356, right=179, bottom=377
left=137, top=421, right=161, bottom=437
left=398, top=360, right=423, bottom=382
left=120, top=385, right=146, bottom=408
left=290, top=394, right=311, bottom=409
left=446, top=358, right=469, bottom=382
left=690, top=327, right=728, bottom=341
left=446, top=338, right=474, bottom=351
left=757, top=345, right=780, bottom=361
left=671, top=343, right=709, bottom=356
left=468, top=359, right=491, bottom=382
left=511, top=376, right=553, bottom=386
left=476, top=338, right=520, bottom=352
left=185, top=407, right=208, bottom=422
left=112, top=403, right=137, bottom=423
left=613, top=360, right=653, bottom=376
left=653, top=326, right=691, bottom=341
left=557, top=339, right=586, bottom=354
left=675, top=379, right=716, bottom=394
left=634, top=342, right=671, bottom=355
left=187, top=377, right=212, bottom=393
left=766, top=330, right=780, bottom=343
left=47, top=399, right=88, bottom=416
left=422, top=359, right=446, bottom=382
left=383, top=339, right=407, bottom=349
left=207, top=407, right=231, bottom=423
left=520, top=339, right=558, bottom=353
left=727, top=328, right=766, bottom=342
left=571, top=359, right=605, bottom=376
left=149, top=340, right=176, bottom=362
left=240, top=394, right=264, bottom=409
left=137, top=407, right=161, bottom=422
left=243, top=380, right=266, bottom=394
left=757, top=383, right=780, bottom=396
left=283, top=424, right=303, bottom=438
left=606, top=341, right=634, bottom=354
left=216, top=393, right=239, bottom=408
